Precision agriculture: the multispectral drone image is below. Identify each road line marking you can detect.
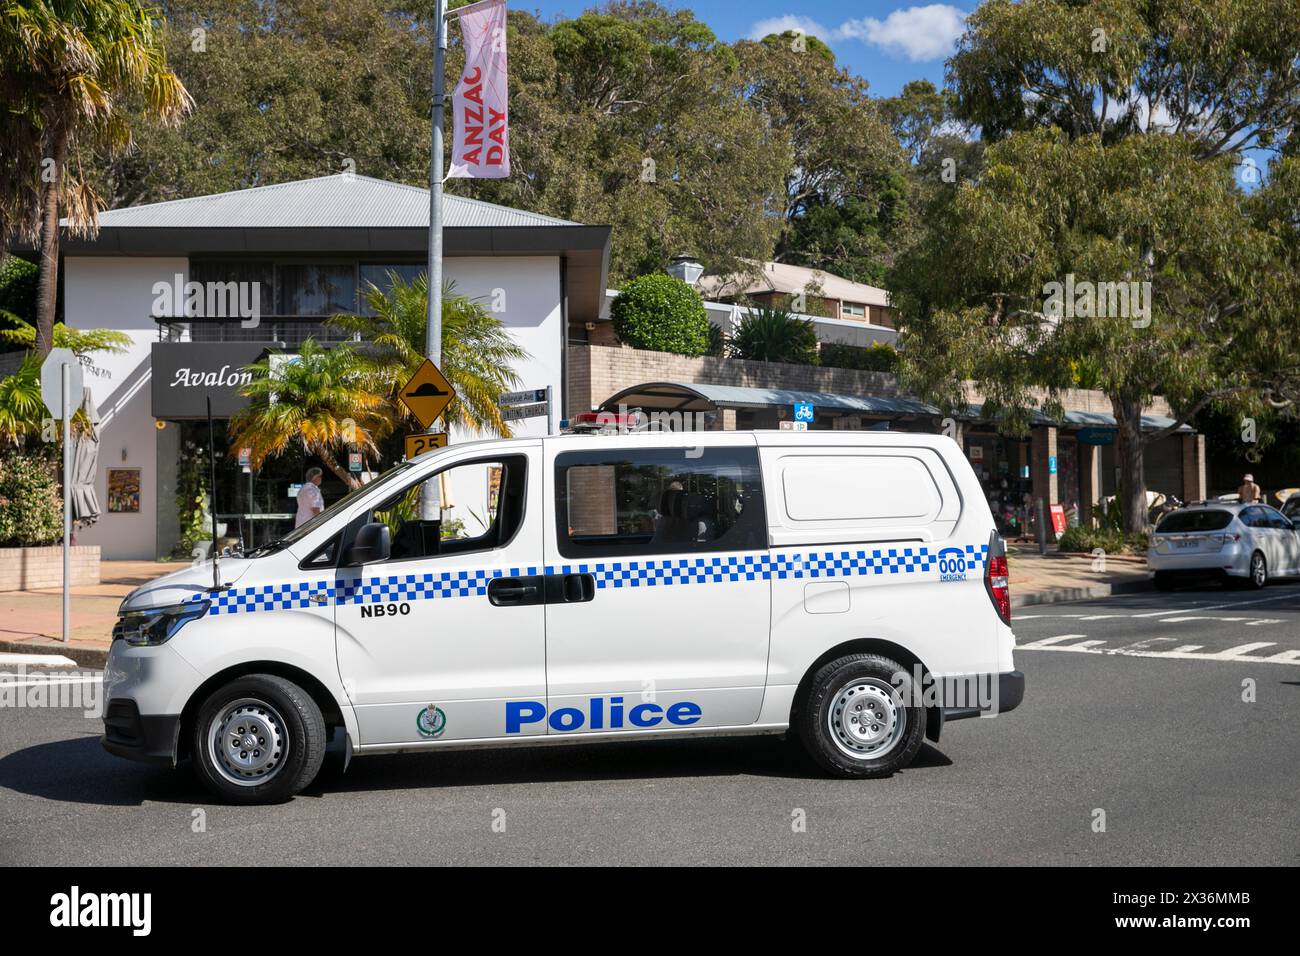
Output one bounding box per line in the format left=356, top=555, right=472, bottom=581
left=0, top=653, right=78, bottom=667
left=1018, top=633, right=1088, bottom=648
left=1169, top=645, right=1204, bottom=653
left=1073, top=640, right=1107, bottom=648
left=1216, top=642, right=1277, bottom=658
left=1017, top=644, right=1300, bottom=665
left=0, top=676, right=102, bottom=689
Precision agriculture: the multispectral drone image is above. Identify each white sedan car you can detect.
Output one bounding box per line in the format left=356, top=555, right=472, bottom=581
left=1148, top=502, right=1300, bottom=589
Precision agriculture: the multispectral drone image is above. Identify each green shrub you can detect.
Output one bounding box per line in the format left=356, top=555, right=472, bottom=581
left=0, top=256, right=38, bottom=352
left=0, top=449, right=63, bottom=547
left=730, top=306, right=819, bottom=364
left=610, top=274, right=710, bottom=356
left=1057, top=524, right=1148, bottom=555
left=820, top=341, right=900, bottom=373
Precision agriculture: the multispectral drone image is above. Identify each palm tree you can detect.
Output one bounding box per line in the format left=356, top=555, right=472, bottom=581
left=0, top=1, right=191, bottom=357
left=330, top=273, right=528, bottom=436
left=228, top=340, right=393, bottom=490
left=729, top=305, right=820, bottom=365
left=0, top=315, right=128, bottom=446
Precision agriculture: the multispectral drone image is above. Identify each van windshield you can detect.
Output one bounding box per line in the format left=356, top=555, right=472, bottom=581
left=1155, top=510, right=1233, bottom=533
left=245, top=461, right=415, bottom=556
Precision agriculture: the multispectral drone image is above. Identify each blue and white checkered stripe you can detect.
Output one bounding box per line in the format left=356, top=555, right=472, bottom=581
left=198, top=544, right=988, bottom=617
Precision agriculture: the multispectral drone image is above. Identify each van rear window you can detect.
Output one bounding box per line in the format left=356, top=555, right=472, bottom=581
left=1155, top=510, right=1233, bottom=532
left=781, top=455, right=941, bottom=522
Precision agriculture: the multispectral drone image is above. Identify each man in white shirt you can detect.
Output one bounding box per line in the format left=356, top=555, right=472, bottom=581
left=295, top=467, right=325, bottom=528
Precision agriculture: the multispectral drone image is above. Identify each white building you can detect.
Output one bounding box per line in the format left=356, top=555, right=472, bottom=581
left=56, top=174, right=610, bottom=559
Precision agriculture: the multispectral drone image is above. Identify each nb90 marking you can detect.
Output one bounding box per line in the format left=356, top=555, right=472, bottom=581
left=360, top=603, right=412, bottom=618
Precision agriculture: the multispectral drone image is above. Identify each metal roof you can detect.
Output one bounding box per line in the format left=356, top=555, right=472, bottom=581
left=80, top=174, right=576, bottom=230
left=959, top=403, right=1192, bottom=433
left=601, top=381, right=940, bottom=417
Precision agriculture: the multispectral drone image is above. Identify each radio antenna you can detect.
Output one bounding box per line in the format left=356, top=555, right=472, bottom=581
left=206, top=396, right=225, bottom=591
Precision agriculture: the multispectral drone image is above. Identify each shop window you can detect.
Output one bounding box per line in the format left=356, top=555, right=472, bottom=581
left=276, top=264, right=357, bottom=317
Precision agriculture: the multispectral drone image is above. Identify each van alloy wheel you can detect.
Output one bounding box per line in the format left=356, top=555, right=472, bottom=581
left=827, top=679, right=906, bottom=760
left=207, top=698, right=288, bottom=787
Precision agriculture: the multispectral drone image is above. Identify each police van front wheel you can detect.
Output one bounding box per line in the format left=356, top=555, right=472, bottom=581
left=191, top=674, right=326, bottom=805
left=798, top=654, right=927, bottom=778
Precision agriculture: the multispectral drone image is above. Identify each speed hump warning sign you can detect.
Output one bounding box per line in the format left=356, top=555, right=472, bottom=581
left=399, top=359, right=455, bottom=428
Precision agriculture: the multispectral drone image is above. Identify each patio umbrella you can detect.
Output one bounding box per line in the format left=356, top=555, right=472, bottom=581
left=70, top=389, right=101, bottom=528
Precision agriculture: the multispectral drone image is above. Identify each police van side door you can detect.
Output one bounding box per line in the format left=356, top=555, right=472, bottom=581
left=539, top=437, right=771, bottom=737
left=333, top=446, right=547, bottom=746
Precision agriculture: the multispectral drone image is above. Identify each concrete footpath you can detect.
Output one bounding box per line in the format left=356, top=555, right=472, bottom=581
left=0, top=548, right=1152, bottom=668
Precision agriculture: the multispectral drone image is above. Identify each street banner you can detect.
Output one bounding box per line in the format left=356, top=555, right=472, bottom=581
left=448, top=0, right=509, bottom=179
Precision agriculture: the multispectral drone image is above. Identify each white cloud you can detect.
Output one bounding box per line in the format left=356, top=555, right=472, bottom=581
left=749, top=5, right=968, bottom=63
left=839, top=5, right=968, bottom=62
left=746, top=15, right=834, bottom=43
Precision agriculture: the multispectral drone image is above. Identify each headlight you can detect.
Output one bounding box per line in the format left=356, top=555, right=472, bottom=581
left=113, top=600, right=211, bottom=647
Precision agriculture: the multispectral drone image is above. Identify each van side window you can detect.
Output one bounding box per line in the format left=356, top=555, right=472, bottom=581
left=555, top=447, right=766, bottom=559
left=367, top=455, right=527, bottom=562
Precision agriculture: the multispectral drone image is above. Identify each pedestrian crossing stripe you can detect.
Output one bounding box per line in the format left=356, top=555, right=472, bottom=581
left=1017, top=635, right=1300, bottom=665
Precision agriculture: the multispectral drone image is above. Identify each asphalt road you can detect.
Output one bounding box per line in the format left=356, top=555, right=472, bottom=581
left=2, top=584, right=1298, bottom=866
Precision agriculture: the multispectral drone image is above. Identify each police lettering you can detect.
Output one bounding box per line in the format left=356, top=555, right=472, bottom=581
left=505, top=696, right=702, bottom=734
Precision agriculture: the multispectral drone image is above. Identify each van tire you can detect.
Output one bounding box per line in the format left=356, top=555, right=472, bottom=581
left=191, top=674, right=326, bottom=804
left=798, top=654, right=927, bottom=778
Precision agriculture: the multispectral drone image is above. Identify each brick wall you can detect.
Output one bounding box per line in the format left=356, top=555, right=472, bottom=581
left=568, top=343, right=1173, bottom=420
left=0, top=546, right=101, bottom=591
left=568, top=344, right=904, bottom=418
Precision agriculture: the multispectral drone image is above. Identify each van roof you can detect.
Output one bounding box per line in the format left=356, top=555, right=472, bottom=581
left=411, top=429, right=960, bottom=461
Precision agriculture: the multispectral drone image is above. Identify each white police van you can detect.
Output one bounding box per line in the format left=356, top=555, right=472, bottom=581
left=103, top=431, right=1023, bottom=803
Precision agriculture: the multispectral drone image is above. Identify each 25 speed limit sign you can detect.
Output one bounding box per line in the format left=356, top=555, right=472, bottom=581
left=405, top=432, right=449, bottom=459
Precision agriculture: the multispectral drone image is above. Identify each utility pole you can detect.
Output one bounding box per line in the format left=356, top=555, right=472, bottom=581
left=421, top=0, right=448, bottom=522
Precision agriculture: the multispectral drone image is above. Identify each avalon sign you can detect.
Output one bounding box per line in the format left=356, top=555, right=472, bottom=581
left=151, top=343, right=268, bottom=419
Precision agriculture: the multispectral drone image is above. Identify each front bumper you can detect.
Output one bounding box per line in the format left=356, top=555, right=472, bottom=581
left=102, top=698, right=181, bottom=766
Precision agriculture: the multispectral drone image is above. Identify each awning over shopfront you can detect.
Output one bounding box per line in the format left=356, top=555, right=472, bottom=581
left=601, top=381, right=939, bottom=417
left=957, top=403, right=1194, bottom=434
left=599, top=382, right=1194, bottom=434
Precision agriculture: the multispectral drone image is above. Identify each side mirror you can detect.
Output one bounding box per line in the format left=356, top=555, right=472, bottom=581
left=345, top=522, right=391, bottom=565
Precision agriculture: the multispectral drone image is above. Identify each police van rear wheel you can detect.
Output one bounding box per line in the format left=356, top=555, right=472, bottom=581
left=799, top=654, right=926, bottom=778
left=191, top=674, right=326, bottom=805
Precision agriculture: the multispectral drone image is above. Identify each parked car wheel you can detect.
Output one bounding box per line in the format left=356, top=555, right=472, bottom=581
left=798, top=654, right=927, bottom=778
left=191, top=674, right=326, bottom=804
left=1245, top=551, right=1268, bottom=590
left=1153, top=571, right=1176, bottom=591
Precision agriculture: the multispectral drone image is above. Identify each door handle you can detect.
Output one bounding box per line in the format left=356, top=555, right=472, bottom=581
left=487, top=576, right=543, bottom=607
left=544, top=573, right=596, bottom=604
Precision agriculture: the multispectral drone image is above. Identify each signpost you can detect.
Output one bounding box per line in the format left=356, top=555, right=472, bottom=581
left=499, top=385, right=552, bottom=430
left=405, top=432, right=449, bottom=460
left=400, top=359, right=456, bottom=503
left=40, top=349, right=83, bottom=645
left=399, top=359, right=456, bottom=429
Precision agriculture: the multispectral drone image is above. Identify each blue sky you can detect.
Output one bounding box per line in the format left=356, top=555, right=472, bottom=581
left=521, top=1, right=976, bottom=97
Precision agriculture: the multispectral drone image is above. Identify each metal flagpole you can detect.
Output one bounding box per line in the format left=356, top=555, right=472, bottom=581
left=421, top=0, right=448, bottom=522
left=61, top=362, right=70, bottom=643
